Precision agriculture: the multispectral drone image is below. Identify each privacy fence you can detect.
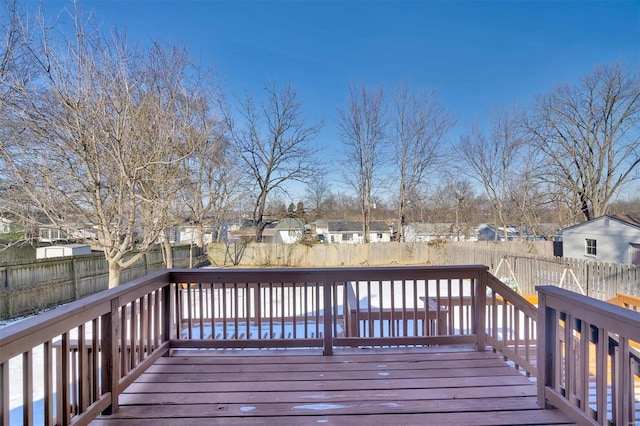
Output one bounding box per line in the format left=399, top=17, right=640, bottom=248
left=0, top=245, right=204, bottom=320
left=4, top=240, right=638, bottom=320
left=209, top=241, right=640, bottom=301
left=444, top=245, right=640, bottom=300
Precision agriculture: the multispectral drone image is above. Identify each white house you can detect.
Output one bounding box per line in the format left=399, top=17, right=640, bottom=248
left=404, top=223, right=455, bottom=242
left=326, top=221, right=391, bottom=244
left=261, top=218, right=305, bottom=244
left=167, top=225, right=213, bottom=246
left=0, top=217, right=12, bottom=234
left=312, top=220, right=329, bottom=242
left=561, top=214, right=640, bottom=265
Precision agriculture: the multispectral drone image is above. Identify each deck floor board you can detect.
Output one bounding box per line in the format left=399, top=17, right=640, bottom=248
left=92, top=347, right=576, bottom=425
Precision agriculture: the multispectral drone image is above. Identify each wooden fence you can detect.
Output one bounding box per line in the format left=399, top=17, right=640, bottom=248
left=0, top=245, right=204, bottom=320
left=441, top=245, right=640, bottom=300
left=208, top=241, right=640, bottom=301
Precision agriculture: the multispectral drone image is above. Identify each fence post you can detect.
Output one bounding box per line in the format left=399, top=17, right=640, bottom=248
left=71, top=258, right=79, bottom=300
left=0, top=267, right=7, bottom=318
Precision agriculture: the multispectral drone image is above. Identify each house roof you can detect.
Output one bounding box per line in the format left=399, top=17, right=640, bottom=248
left=278, top=218, right=305, bottom=230
left=264, top=218, right=305, bottom=231
left=476, top=224, right=519, bottom=235
left=611, top=214, right=640, bottom=228
left=327, top=221, right=390, bottom=233
left=406, top=223, right=454, bottom=235
left=561, top=214, right=640, bottom=232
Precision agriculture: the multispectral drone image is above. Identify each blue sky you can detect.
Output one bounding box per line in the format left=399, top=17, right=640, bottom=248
left=39, top=0, right=640, bottom=198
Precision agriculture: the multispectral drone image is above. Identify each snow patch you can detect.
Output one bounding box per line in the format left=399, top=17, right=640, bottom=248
left=293, top=403, right=349, bottom=411
left=378, top=402, right=402, bottom=408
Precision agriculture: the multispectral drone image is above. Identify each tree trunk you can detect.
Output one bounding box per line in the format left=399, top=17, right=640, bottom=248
left=108, top=260, right=121, bottom=289
left=397, top=179, right=406, bottom=243
left=197, top=222, right=205, bottom=249
left=162, top=236, right=174, bottom=269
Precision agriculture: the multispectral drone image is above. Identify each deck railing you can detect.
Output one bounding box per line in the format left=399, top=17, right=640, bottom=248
left=0, top=270, right=173, bottom=426
left=537, top=285, right=640, bottom=425
left=172, top=266, right=503, bottom=354
left=0, top=265, right=544, bottom=425
left=485, top=274, right=538, bottom=378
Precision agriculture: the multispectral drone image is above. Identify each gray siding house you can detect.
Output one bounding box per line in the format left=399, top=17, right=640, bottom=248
left=326, top=221, right=391, bottom=244
left=561, top=214, right=640, bottom=265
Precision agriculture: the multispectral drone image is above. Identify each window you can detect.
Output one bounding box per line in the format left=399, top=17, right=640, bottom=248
left=377, top=233, right=383, bottom=239
left=631, top=243, right=640, bottom=266
left=342, top=233, right=353, bottom=241
left=586, top=239, right=597, bottom=256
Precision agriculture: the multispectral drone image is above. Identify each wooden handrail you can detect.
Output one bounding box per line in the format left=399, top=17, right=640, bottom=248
left=537, top=285, right=640, bottom=425
left=484, top=274, right=538, bottom=378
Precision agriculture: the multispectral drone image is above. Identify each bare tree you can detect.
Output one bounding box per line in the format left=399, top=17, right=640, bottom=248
left=0, top=0, right=34, bottom=223
left=438, top=178, right=475, bottom=241
left=304, top=174, right=332, bottom=220
left=225, top=82, right=322, bottom=241
left=2, top=6, right=205, bottom=288
left=524, top=63, right=640, bottom=221
left=455, top=107, right=523, bottom=240
left=178, top=129, right=242, bottom=246
left=337, top=82, right=387, bottom=243
left=391, top=82, right=454, bottom=242
left=323, top=192, right=360, bottom=221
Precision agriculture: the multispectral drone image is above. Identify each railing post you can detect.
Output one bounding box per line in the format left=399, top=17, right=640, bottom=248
left=252, top=283, right=262, bottom=329
left=322, top=280, right=333, bottom=356
left=536, top=290, right=555, bottom=409
left=475, top=270, right=487, bottom=352
left=615, top=337, right=631, bottom=426
left=1, top=360, right=8, bottom=426
left=162, top=283, right=174, bottom=342
left=101, top=297, right=121, bottom=414
left=344, top=282, right=359, bottom=338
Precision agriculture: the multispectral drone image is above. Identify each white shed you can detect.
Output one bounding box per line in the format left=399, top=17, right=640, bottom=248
left=561, top=214, right=640, bottom=265
left=36, top=244, right=92, bottom=259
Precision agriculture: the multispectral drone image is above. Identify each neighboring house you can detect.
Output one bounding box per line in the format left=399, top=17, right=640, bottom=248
left=261, top=218, right=305, bottom=244
left=313, top=220, right=329, bottom=243
left=326, top=221, right=391, bottom=244
left=404, top=223, right=455, bottom=242
left=38, top=226, right=68, bottom=243
left=38, top=224, right=99, bottom=243
left=561, top=214, right=640, bottom=265
left=226, top=219, right=258, bottom=242
left=476, top=224, right=520, bottom=241
left=0, top=217, right=12, bottom=234
left=167, top=225, right=213, bottom=246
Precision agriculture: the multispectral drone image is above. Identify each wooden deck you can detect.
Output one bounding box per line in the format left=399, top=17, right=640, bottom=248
left=91, top=347, right=576, bottom=426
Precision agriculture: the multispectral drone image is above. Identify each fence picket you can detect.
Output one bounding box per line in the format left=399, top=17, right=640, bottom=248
left=0, top=246, right=203, bottom=319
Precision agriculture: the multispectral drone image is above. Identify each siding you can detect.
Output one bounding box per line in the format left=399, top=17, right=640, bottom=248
left=563, top=216, right=640, bottom=264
